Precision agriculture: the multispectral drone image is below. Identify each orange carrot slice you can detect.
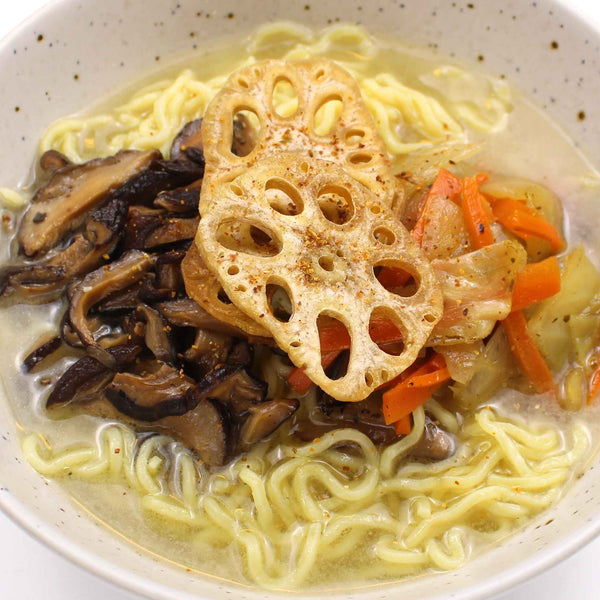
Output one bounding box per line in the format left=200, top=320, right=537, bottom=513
left=502, top=310, right=556, bottom=395
left=511, top=256, right=561, bottom=312
left=489, top=196, right=563, bottom=253
left=461, top=176, right=495, bottom=249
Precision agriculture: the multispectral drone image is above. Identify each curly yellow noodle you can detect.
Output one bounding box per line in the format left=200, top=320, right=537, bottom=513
left=22, top=404, right=587, bottom=589
left=37, top=24, right=509, bottom=165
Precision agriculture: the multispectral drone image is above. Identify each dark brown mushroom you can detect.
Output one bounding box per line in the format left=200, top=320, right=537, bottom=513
left=187, top=365, right=267, bottom=414
left=239, top=398, right=299, bottom=450
left=170, top=119, right=204, bottom=162
left=68, top=250, right=156, bottom=366
left=409, top=417, right=455, bottom=461
left=37, top=150, right=71, bottom=179
left=0, top=195, right=127, bottom=304
left=153, top=185, right=200, bottom=215
left=23, top=335, right=62, bottom=371
left=18, top=150, right=160, bottom=257
left=46, top=342, right=142, bottom=408
left=184, top=329, right=232, bottom=377
left=106, top=361, right=195, bottom=421
left=157, top=298, right=272, bottom=344
left=158, top=398, right=231, bottom=466
left=134, top=304, right=175, bottom=364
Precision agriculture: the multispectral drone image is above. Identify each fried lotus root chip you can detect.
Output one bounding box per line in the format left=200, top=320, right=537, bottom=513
left=181, top=243, right=270, bottom=338
left=200, top=58, right=399, bottom=211
left=197, top=155, right=442, bottom=402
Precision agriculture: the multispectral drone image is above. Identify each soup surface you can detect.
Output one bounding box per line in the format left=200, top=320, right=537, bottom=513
left=1, top=23, right=600, bottom=591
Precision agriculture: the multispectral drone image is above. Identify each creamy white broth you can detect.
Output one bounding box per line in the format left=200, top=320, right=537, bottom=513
left=1, top=24, right=599, bottom=589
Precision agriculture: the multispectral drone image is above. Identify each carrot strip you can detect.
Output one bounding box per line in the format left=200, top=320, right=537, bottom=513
left=377, top=267, right=412, bottom=289
left=511, top=256, right=561, bottom=312
left=394, top=414, right=412, bottom=435
left=288, top=350, right=341, bottom=394
left=502, top=310, right=556, bottom=395
left=461, top=176, right=495, bottom=249
left=412, top=168, right=462, bottom=245
left=489, top=196, right=563, bottom=253
left=588, top=365, right=600, bottom=405
left=382, top=353, right=450, bottom=426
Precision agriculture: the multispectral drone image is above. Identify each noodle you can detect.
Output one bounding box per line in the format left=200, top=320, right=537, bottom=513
left=37, top=24, right=509, bottom=164
left=10, top=22, right=587, bottom=590
left=21, top=404, right=587, bottom=589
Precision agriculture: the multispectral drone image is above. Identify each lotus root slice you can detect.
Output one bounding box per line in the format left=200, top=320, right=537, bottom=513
left=200, top=58, right=400, bottom=211
left=197, top=155, right=442, bottom=402
left=181, top=244, right=271, bottom=338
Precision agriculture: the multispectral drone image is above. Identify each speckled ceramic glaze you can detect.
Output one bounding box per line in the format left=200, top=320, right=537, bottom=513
left=1, top=1, right=600, bottom=599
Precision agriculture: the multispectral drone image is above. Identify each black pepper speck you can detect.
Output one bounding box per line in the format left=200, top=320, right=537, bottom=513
left=578, top=110, right=586, bottom=121
left=37, top=34, right=44, bottom=42
left=551, top=40, right=559, bottom=49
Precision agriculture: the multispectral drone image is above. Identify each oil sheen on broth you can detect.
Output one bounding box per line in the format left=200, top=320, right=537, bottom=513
left=1, top=24, right=599, bottom=590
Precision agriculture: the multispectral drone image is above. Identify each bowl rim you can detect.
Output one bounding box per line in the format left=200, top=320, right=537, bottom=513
left=1, top=0, right=600, bottom=599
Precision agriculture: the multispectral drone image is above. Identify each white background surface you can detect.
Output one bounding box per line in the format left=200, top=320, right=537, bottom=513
left=1, top=1, right=600, bottom=599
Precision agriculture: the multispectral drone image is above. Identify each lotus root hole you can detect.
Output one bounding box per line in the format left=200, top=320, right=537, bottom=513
left=230, top=183, right=244, bottom=196
left=369, top=308, right=405, bottom=357
left=231, top=109, right=260, bottom=157
left=217, top=286, right=233, bottom=304
left=317, top=314, right=351, bottom=380
left=424, top=313, right=437, bottom=323
left=272, top=77, right=299, bottom=117
left=374, top=262, right=419, bottom=298
left=266, top=283, right=293, bottom=323
left=365, top=372, right=375, bottom=387
left=318, top=185, right=354, bottom=225
left=314, top=68, right=326, bottom=81
left=318, top=254, right=336, bottom=272
left=290, top=340, right=302, bottom=348
left=373, top=226, right=396, bottom=245
left=313, top=95, right=344, bottom=136
left=238, top=77, right=249, bottom=89
left=345, top=129, right=365, bottom=144
left=265, top=178, right=304, bottom=216
left=348, top=152, right=373, bottom=165
left=216, top=219, right=282, bottom=257
left=227, top=265, right=240, bottom=276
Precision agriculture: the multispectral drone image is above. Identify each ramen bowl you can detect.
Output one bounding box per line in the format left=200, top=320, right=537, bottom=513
left=1, top=0, right=600, bottom=598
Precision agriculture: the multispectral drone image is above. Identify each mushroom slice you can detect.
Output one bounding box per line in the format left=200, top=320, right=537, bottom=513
left=1, top=197, right=126, bottom=304
left=157, top=298, right=272, bottom=344
left=106, top=362, right=195, bottom=421
left=188, top=365, right=268, bottom=414
left=158, top=398, right=232, bottom=466
left=239, top=398, right=299, bottom=450
left=69, top=250, right=156, bottom=367
left=409, top=418, right=455, bottom=461
left=170, top=119, right=204, bottom=162
left=23, top=335, right=62, bottom=371
left=134, top=304, right=175, bottom=364
left=144, top=216, right=199, bottom=249
left=294, top=392, right=399, bottom=445
left=46, top=342, right=142, bottom=408
left=18, top=150, right=160, bottom=256
left=154, top=186, right=200, bottom=215
left=37, top=150, right=71, bottom=179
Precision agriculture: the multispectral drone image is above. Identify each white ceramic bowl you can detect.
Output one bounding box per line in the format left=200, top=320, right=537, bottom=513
left=2, top=1, right=600, bottom=599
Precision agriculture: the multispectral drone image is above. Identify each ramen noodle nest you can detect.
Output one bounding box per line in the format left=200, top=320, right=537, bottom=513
left=1, top=22, right=599, bottom=590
